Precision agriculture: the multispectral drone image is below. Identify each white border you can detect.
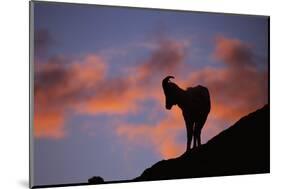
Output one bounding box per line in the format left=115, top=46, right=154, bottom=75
left=0, top=0, right=280, bottom=189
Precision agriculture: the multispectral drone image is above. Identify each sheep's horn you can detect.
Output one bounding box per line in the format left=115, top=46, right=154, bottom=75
left=162, top=76, right=175, bottom=87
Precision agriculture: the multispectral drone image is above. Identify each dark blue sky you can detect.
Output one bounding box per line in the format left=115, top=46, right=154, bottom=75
left=34, top=2, right=268, bottom=59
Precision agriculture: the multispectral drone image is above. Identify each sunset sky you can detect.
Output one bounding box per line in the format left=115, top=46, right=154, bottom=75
left=32, top=2, right=268, bottom=186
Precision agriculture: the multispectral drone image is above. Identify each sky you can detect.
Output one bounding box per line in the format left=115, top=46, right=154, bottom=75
left=32, top=2, right=269, bottom=186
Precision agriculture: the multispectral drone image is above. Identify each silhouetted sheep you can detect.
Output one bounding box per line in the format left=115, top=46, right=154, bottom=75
left=162, top=76, right=211, bottom=151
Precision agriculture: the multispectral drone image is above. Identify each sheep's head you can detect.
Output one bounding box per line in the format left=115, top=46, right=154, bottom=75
left=162, top=76, right=176, bottom=110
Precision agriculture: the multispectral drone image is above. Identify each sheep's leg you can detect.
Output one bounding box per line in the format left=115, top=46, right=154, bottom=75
left=193, top=124, right=197, bottom=149
left=198, top=130, right=202, bottom=146
left=186, top=123, right=194, bottom=151
left=183, top=113, right=194, bottom=152
left=184, top=117, right=194, bottom=152
left=194, top=126, right=201, bottom=147
left=193, top=136, right=197, bottom=149
left=195, top=117, right=206, bottom=147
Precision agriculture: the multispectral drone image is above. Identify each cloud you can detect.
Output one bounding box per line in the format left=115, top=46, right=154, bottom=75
left=116, top=108, right=185, bottom=159
left=213, top=36, right=255, bottom=67
left=34, top=110, right=65, bottom=139
left=76, top=77, right=141, bottom=115
left=34, top=34, right=267, bottom=162
left=34, top=54, right=107, bottom=138
left=34, top=29, right=54, bottom=55
left=34, top=36, right=189, bottom=139
left=188, top=36, right=268, bottom=122
left=116, top=35, right=268, bottom=159
left=34, top=55, right=106, bottom=108
left=137, top=38, right=187, bottom=81
left=72, top=37, right=188, bottom=116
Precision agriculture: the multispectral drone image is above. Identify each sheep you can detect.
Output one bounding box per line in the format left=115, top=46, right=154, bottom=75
left=162, top=76, right=211, bottom=151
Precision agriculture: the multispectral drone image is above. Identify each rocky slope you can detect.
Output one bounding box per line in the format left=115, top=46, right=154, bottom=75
left=134, top=105, right=270, bottom=181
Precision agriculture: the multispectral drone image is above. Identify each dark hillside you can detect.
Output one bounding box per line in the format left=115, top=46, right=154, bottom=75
left=134, top=105, right=269, bottom=181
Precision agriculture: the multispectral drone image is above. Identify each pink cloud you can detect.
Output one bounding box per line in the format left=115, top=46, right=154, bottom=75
left=193, top=36, right=267, bottom=121
left=76, top=78, right=141, bottom=115
left=116, top=35, right=268, bottom=159
left=214, top=36, right=254, bottom=67
left=34, top=54, right=107, bottom=138
left=34, top=37, right=188, bottom=139
left=34, top=110, right=65, bottom=139
left=116, top=108, right=186, bottom=159
left=34, top=34, right=267, bottom=162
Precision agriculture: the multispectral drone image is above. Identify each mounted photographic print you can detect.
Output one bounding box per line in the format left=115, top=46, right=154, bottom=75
left=29, top=1, right=270, bottom=188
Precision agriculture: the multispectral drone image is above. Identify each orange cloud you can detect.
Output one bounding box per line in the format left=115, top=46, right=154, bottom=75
left=116, top=108, right=186, bottom=159
left=77, top=78, right=142, bottom=115
left=168, top=36, right=268, bottom=123
left=34, top=34, right=267, bottom=156
left=34, top=40, right=183, bottom=139
left=214, top=36, right=254, bottom=67
left=184, top=67, right=267, bottom=122
left=34, top=36, right=189, bottom=139
left=34, top=111, right=65, bottom=139
left=116, top=36, right=268, bottom=159
left=34, top=54, right=107, bottom=138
